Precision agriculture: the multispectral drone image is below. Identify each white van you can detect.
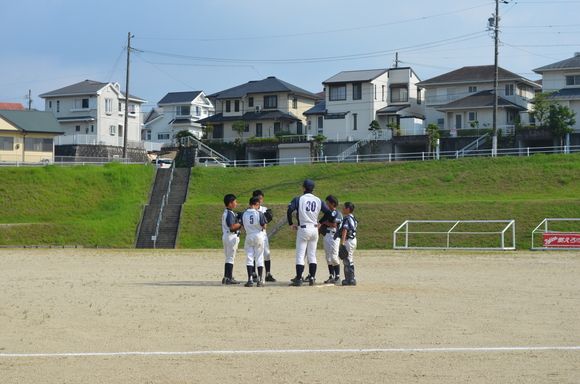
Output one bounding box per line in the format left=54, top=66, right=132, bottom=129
left=195, top=157, right=227, bottom=168
left=152, top=158, right=173, bottom=168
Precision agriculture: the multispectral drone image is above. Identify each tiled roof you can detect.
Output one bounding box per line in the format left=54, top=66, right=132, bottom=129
left=534, top=54, right=580, bottom=72
left=323, top=69, right=389, bottom=84
left=0, top=102, right=25, bottom=110
left=436, top=90, right=526, bottom=111
left=197, top=110, right=300, bottom=123
left=0, top=110, right=64, bottom=134
left=547, top=88, right=580, bottom=100
left=418, top=66, right=539, bottom=87
left=39, top=79, right=146, bottom=102
left=208, top=77, right=320, bottom=100
left=158, top=91, right=203, bottom=104
left=377, top=104, right=410, bottom=114
left=304, top=101, right=326, bottom=115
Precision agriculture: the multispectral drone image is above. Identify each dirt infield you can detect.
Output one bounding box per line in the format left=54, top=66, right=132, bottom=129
left=1, top=248, right=579, bottom=383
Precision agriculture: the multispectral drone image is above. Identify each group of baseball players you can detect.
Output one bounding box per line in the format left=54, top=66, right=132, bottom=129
left=221, top=179, right=358, bottom=287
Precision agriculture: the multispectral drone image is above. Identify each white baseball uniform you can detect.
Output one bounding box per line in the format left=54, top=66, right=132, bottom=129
left=242, top=208, right=267, bottom=267
left=258, top=205, right=271, bottom=261
left=287, top=193, right=330, bottom=265
left=222, top=208, right=239, bottom=264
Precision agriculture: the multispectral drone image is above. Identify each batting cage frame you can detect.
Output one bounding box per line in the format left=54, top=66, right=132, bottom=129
left=393, top=220, right=516, bottom=250
left=531, top=218, right=580, bottom=250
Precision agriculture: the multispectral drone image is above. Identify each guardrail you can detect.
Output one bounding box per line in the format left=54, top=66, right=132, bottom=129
left=393, top=220, right=516, bottom=250
left=531, top=218, right=580, bottom=250
left=152, top=161, right=175, bottom=249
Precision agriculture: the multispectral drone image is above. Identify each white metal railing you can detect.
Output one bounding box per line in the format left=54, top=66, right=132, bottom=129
left=531, top=218, right=580, bottom=250
left=393, top=220, right=516, bottom=250
left=457, top=133, right=490, bottom=158
left=336, top=131, right=378, bottom=162
left=54, top=134, right=143, bottom=148
left=181, top=136, right=232, bottom=164
left=152, top=160, right=175, bottom=249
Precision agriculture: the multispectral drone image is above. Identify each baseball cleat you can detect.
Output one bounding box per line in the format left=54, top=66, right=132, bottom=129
left=323, top=276, right=335, bottom=284
left=289, top=280, right=303, bottom=286
left=244, top=281, right=253, bottom=287
left=302, top=274, right=311, bottom=282
left=252, top=273, right=258, bottom=282
left=334, top=276, right=341, bottom=284
left=222, top=277, right=226, bottom=284
left=342, top=279, right=357, bottom=286
left=257, top=280, right=265, bottom=287
left=265, top=274, right=277, bottom=282
left=226, top=278, right=240, bottom=285
left=290, top=276, right=302, bottom=283
left=309, top=277, right=316, bottom=286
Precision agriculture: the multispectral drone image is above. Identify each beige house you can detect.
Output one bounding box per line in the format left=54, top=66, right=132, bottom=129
left=0, top=110, right=64, bottom=163
left=199, top=76, right=321, bottom=142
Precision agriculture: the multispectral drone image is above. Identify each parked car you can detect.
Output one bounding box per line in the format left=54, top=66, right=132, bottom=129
left=195, top=157, right=227, bottom=168
left=152, top=158, right=173, bottom=168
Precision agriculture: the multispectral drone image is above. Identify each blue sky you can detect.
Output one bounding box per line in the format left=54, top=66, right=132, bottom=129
left=1, top=0, right=579, bottom=113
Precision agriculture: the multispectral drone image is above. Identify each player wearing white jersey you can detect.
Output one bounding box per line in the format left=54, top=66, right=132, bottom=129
left=287, top=179, right=330, bottom=286
left=221, top=194, right=241, bottom=285
left=242, top=196, right=268, bottom=287
left=252, top=190, right=276, bottom=282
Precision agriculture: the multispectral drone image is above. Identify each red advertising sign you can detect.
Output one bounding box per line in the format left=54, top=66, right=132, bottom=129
left=543, top=233, right=580, bottom=248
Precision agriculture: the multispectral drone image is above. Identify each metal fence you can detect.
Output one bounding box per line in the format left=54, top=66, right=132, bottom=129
left=531, top=218, right=580, bottom=250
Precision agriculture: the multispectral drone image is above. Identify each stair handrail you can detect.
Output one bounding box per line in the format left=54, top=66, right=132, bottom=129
left=152, top=161, right=175, bottom=248
left=181, top=136, right=232, bottom=164
left=457, top=132, right=490, bottom=158
left=336, top=131, right=377, bottom=162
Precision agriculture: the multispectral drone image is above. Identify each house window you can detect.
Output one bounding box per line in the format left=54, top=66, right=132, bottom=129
left=468, top=111, right=477, bottom=122
left=91, top=125, right=94, bottom=133
left=74, top=98, right=89, bottom=109
left=146, top=130, right=152, bottom=140
left=566, top=75, right=580, bottom=86
left=0, top=137, right=14, bottom=150
left=110, top=125, right=117, bottom=135
left=274, top=122, right=281, bottom=133
left=48, top=101, right=52, bottom=109
left=225, top=101, right=231, bottom=112
left=505, top=84, right=514, bottom=96
left=128, top=104, right=136, bottom=114
left=213, top=124, right=224, bottom=139
left=468, top=86, right=478, bottom=93
left=391, top=87, right=408, bottom=102
left=264, top=95, right=278, bottom=108
left=157, top=133, right=170, bottom=140
left=195, top=106, right=201, bottom=116
left=234, top=100, right=240, bottom=112
left=297, top=122, right=303, bottom=135
left=417, top=89, right=422, bottom=105
left=56, top=100, right=60, bottom=113
left=105, top=99, right=113, bottom=114
left=329, top=85, right=346, bottom=101
left=75, top=125, right=81, bottom=132
left=25, top=138, right=52, bottom=152
left=353, top=113, right=358, bottom=130
left=382, top=85, right=385, bottom=101
left=437, top=118, right=445, bottom=126
left=176, top=106, right=190, bottom=116
left=353, top=83, right=362, bottom=100
left=248, top=97, right=254, bottom=107
left=374, top=84, right=377, bottom=100
left=293, top=97, right=298, bottom=109
left=317, top=116, right=323, bottom=129
left=256, top=123, right=263, bottom=137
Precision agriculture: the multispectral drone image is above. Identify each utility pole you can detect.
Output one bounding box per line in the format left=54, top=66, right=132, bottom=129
left=394, top=52, right=400, bottom=68
left=27, top=90, right=32, bottom=110
left=489, top=0, right=508, bottom=157
left=123, top=32, right=133, bottom=160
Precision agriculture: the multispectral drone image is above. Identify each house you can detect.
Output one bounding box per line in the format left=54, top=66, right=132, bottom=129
left=199, top=76, right=321, bottom=142
left=0, top=110, right=64, bottom=162
left=0, top=103, right=25, bottom=110
left=533, top=52, right=580, bottom=131
left=307, top=67, right=425, bottom=143
left=143, top=91, right=215, bottom=146
left=417, top=66, right=540, bottom=135
left=39, top=80, right=147, bottom=148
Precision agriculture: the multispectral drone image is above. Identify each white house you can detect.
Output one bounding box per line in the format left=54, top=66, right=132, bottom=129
left=39, top=80, right=146, bottom=148
left=143, top=91, right=215, bottom=146
left=417, top=66, right=540, bottom=134
left=306, top=67, right=425, bottom=142
left=533, top=52, right=580, bottom=131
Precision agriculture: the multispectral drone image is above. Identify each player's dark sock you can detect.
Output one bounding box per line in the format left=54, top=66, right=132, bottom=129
left=309, top=263, right=317, bottom=279
left=246, top=265, right=254, bottom=281
left=265, top=260, right=271, bottom=274
left=257, top=266, right=264, bottom=279
left=328, top=265, right=334, bottom=276
left=334, top=265, right=340, bottom=277
left=224, top=263, right=228, bottom=278
left=226, top=263, right=234, bottom=279
left=296, top=264, right=305, bottom=279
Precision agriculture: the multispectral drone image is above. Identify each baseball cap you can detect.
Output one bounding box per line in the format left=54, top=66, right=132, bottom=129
left=302, top=179, right=315, bottom=190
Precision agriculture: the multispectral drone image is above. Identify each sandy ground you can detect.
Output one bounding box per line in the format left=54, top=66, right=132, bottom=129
left=0, top=248, right=579, bottom=383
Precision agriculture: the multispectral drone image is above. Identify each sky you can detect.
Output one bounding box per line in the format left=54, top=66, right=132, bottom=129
left=1, top=0, right=579, bottom=114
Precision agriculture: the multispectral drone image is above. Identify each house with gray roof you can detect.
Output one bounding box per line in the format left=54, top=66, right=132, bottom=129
left=533, top=52, right=580, bottom=131
left=417, top=66, right=540, bottom=135
left=307, top=67, right=425, bottom=143
left=143, top=91, right=214, bottom=146
left=0, top=109, right=64, bottom=162
left=39, top=80, right=146, bottom=149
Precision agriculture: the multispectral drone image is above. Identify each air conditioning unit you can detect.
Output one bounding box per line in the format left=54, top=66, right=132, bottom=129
left=255, top=105, right=262, bottom=112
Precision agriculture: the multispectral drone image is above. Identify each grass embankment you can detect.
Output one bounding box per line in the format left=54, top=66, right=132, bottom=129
left=181, top=154, right=580, bottom=250
left=1, top=154, right=579, bottom=249
left=0, top=163, right=154, bottom=247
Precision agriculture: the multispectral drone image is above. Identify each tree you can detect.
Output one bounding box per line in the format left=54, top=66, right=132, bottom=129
left=201, top=124, right=214, bottom=140
left=232, top=120, right=248, bottom=138
left=312, top=134, right=327, bottom=159
left=174, top=130, right=194, bottom=148
left=530, top=91, right=558, bottom=127
left=548, top=104, right=576, bottom=146
left=386, top=121, right=401, bottom=136
left=368, top=120, right=381, bottom=131
left=426, top=123, right=440, bottom=156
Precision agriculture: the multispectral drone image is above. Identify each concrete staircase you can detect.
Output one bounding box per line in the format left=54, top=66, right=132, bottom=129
left=135, top=167, right=191, bottom=249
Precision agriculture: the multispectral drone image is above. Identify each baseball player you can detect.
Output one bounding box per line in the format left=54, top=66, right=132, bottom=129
left=252, top=190, right=277, bottom=282
left=340, top=202, right=358, bottom=286
left=221, top=194, right=241, bottom=285
left=319, top=195, right=342, bottom=284
left=287, top=179, right=331, bottom=286
left=242, top=196, right=268, bottom=287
